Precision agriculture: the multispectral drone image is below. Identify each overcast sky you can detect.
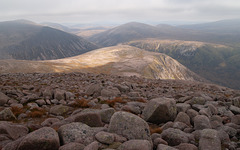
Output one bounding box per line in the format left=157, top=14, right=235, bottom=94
left=0, top=0, right=240, bottom=25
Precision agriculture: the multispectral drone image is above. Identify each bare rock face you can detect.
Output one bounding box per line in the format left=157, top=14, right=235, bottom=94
left=117, top=140, right=152, bottom=150
left=142, top=97, right=177, bottom=124
left=199, top=129, right=221, bottom=150
left=108, top=111, right=151, bottom=141
left=17, top=127, right=60, bottom=150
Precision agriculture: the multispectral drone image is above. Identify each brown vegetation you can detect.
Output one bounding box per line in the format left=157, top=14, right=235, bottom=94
left=11, top=106, right=25, bottom=117
left=27, top=108, right=46, bottom=118
left=149, top=125, right=163, bottom=134
left=71, top=99, right=89, bottom=108
left=101, top=97, right=127, bottom=107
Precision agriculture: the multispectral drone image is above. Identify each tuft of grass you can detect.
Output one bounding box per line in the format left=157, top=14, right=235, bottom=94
left=149, top=125, right=163, bottom=134
left=101, top=97, right=127, bottom=107
left=11, top=106, right=25, bottom=117
left=27, top=108, right=46, bottom=118
left=71, top=99, right=89, bottom=108
left=135, top=98, right=147, bottom=103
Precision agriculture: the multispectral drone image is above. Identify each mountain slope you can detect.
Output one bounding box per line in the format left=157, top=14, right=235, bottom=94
left=89, top=20, right=240, bottom=47
left=88, top=22, right=163, bottom=47
left=0, top=20, right=98, bottom=60
left=179, top=19, right=240, bottom=34
left=41, top=22, right=73, bottom=33
left=127, top=39, right=240, bottom=89
left=0, top=45, right=206, bottom=82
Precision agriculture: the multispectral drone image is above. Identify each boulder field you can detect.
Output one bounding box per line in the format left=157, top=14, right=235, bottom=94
left=0, top=72, right=240, bottom=150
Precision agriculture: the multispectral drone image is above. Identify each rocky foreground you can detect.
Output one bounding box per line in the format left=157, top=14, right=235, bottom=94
left=0, top=72, right=240, bottom=150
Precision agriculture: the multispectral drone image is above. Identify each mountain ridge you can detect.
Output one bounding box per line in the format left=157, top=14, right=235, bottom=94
left=0, top=20, right=98, bottom=60
left=0, top=45, right=206, bottom=82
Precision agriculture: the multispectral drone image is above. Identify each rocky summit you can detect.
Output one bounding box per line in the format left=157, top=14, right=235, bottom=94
left=0, top=72, right=240, bottom=150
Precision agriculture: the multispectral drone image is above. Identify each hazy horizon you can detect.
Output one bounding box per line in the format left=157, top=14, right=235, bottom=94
left=1, top=0, right=240, bottom=25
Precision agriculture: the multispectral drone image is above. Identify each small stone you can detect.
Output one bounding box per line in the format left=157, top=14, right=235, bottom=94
left=189, top=97, right=206, bottom=105
left=176, top=103, right=191, bottom=113
left=231, top=115, right=240, bottom=125
left=142, top=97, right=177, bottom=124
left=95, top=131, right=114, bottom=145
left=36, top=99, right=46, bottom=106
left=54, top=89, right=65, bottom=100
left=73, top=112, right=104, bottom=127
left=59, top=142, right=85, bottom=150
left=0, top=108, right=16, bottom=120
left=27, top=103, right=39, bottom=110
left=50, top=105, right=72, bottom=116
left=41, top=118, right=60, bottom=127
left=194, top=115, right=211, bottom=130
left=84, top=141, right=99, bottom=150
left=85, top=84, right=102, bottom=97
left=108, top=111, right=151, bottom=141
left=101, top=87, right=120, bottom=98
left=230, top=105, right=240, bottom=114
left=199, top=129, right=221, bottom=150
left=0, top=92, right=10, bottom=106
left=174, top=112, right=190, bottom=126
left=157, top=144, right=178, bottom=150
left=174, top=143, right=198, bottom=150
left=58, top=122, right=95, bottom=145
left=117, top=140, right=152, bottom=150
left=161, top=128, right=189, bottom=146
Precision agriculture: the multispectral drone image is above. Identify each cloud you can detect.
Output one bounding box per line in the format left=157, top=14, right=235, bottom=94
left=0, top=0, right=240, bottom=24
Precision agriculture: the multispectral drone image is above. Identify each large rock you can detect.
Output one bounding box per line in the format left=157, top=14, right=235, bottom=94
left=0, top=122, right=28, bottom=140
left=199, top=129, right=221, bottom=150
left=142, top=97, right=177, bottom=124
left=0, top=108, right=16, bottom=120
left=194, top=115, right=211, bottom=130
left=117, top=140, right=152, bottom=150
left=58, top=122, right=95, bottom=145
left=108, top=111, right=151, bottom=141
left=161, top=128, right=189, bottom=146
left=0, top=92, right=10, bottom=106
left=18, top=127, right=60, bottom=150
